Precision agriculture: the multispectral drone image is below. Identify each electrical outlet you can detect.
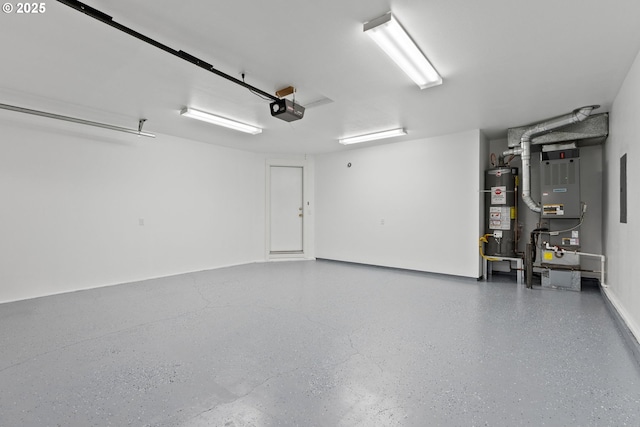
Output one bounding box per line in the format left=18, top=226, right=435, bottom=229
left=139, top=218, right=145, bottom=226
left=380, top=219, right=385, bottom=225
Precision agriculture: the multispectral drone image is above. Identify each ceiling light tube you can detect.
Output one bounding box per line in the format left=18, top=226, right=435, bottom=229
left=180, top=107, right=262, bottom=135
left=339, top=128, right=407, bottom=145
left=364, top=12, right=442, bottom=89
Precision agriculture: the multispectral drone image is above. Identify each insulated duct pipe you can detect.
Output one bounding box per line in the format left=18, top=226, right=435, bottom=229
left=503, top=105, right=598, bottom=212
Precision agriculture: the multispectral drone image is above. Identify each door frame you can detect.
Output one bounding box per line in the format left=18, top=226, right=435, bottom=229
left=265, top=158, right=313, bottom=260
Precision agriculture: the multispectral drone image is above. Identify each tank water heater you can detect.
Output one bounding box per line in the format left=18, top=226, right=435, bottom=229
left=485, top=167, right=518, bottom=256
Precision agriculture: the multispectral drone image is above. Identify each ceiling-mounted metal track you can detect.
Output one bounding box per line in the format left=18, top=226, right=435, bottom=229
left=56, top=0, right=280, bottom=103
left=0, top=102, right=156, bottom=138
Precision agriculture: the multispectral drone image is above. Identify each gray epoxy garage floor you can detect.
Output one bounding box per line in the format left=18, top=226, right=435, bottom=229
left=1, top=260, right=639, bottom=426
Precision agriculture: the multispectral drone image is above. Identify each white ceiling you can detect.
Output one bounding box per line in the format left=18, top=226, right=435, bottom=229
left=2, top=0, right=640, bottom=154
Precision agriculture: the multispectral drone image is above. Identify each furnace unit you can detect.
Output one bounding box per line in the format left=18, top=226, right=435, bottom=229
left=539, top=144, right=583, bottom=291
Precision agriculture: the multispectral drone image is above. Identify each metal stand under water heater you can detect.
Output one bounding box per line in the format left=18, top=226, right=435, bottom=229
left=485, top=167, right=518, bottom=256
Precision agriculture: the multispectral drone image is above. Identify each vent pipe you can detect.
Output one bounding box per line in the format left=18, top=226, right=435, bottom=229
left=503, top=105, right=598, bottom=212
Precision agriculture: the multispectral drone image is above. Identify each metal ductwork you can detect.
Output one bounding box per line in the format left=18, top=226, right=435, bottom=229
left=502, top=105, right=598, bottom=212
left=507, top=113, right=609, bottom=148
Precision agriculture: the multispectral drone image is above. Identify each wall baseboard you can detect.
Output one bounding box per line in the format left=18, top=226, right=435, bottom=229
left=0, top=259, right=266, bottom=305
left=315, top=257, right=478, bottom=281
left=601, top=285, right=640, bottom=368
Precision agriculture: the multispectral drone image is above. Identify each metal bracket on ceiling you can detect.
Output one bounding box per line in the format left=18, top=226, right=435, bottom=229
left=138, top=118, right=147, bottom=134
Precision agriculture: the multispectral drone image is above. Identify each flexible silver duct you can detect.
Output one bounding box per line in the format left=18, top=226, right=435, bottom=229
left=503, top=105, right=598, bottom=213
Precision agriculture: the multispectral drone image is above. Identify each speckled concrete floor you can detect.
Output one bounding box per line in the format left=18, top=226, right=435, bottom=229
left=1, top=260, right=639, bottom=426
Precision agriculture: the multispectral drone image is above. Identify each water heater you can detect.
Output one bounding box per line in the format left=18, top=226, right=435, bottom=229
left=485, top=167, right=518, bottom=256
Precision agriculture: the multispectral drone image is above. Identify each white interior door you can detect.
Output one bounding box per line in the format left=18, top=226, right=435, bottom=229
left=270, top=166, right=303, bottom=253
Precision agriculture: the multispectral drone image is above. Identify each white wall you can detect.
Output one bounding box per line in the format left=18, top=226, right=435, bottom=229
left=0, top=114, right=267, bottom=303
left=315, top=130, right=485, bottom=278
left=603, top=47, right=640, bottom=340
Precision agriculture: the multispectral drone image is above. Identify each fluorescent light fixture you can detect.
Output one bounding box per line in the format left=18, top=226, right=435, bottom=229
left=339, top=128, right=407, bottom=145
left=180, top=107, right=262, bottom=135
left=364, top=12, right=442, bottom=89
